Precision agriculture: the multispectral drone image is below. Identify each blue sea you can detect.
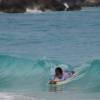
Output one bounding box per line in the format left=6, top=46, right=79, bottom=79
left=0, top=7, right=100, bottom=100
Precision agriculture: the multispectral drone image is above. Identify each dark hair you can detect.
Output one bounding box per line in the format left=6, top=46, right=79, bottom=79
left=55, top=67, right=63, bottom=74
left=71, top=71, right=75, bottom=74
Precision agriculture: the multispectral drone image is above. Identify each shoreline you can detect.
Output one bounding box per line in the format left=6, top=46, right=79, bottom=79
left=0, top=0, right=99, bottom=13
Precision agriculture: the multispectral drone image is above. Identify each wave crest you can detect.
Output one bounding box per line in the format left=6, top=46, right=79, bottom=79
left=0, top=55, right=100, bottom=92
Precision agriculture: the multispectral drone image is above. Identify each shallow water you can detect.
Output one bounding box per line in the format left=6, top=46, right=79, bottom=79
left=0, top=7, right=100, bottom=100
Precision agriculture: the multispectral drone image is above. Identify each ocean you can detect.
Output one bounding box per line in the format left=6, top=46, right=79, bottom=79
left=0, top=7, right=100, bottom=100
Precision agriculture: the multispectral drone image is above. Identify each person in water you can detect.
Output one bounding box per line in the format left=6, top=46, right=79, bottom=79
left=49, top=67, right=75, bottom=84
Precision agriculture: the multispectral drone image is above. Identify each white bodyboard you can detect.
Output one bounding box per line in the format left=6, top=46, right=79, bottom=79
left=56, top=74, right=77, bottom=85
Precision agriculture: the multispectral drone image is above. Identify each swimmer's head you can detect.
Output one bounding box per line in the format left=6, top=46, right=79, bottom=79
left=55, top=67, right=63, bottom=76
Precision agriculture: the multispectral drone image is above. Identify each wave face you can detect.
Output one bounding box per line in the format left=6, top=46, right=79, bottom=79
left=0, top=55, right=100, bottom=93
left=0, top=55, right=62, bottom=92
left=65, top=60, right=100, bottom=93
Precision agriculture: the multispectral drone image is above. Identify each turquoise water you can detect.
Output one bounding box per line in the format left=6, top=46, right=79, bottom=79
left=0, top=8, right=100, bottom=100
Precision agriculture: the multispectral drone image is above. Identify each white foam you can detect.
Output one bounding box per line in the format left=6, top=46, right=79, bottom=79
left=0, top=93, right=14, bottom=100
left=26, top=8, right=42, bottom=13
left=64, top=3, right=69, bottom=10
left=0, top=92, right=45, bottom=100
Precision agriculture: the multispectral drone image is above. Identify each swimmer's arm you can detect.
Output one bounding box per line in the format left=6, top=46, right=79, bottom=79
left=48, top=80, right=57, bottom=84
left=49, top=80, right=62, bottom=84
left=48, top=78, right=61, bottom=84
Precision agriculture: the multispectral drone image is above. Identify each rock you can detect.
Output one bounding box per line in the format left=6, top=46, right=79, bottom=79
left=61, top=0, right=83, bottom=11
left=0, top=0, right=33, bottom=13
left=36, top=0, right=65, bottom=11
left=1, top=0, right=100, bottom=13
left=83, top=0, right=100, bottom=6
left=0, top=0, right=83, bottom=13
left=0, top=7, right=26, bottom=13
left=38, top=0, right=82, bottom=11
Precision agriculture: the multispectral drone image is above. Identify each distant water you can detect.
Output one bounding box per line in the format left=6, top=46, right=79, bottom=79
left=0, top=7, right=100, bottom=100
